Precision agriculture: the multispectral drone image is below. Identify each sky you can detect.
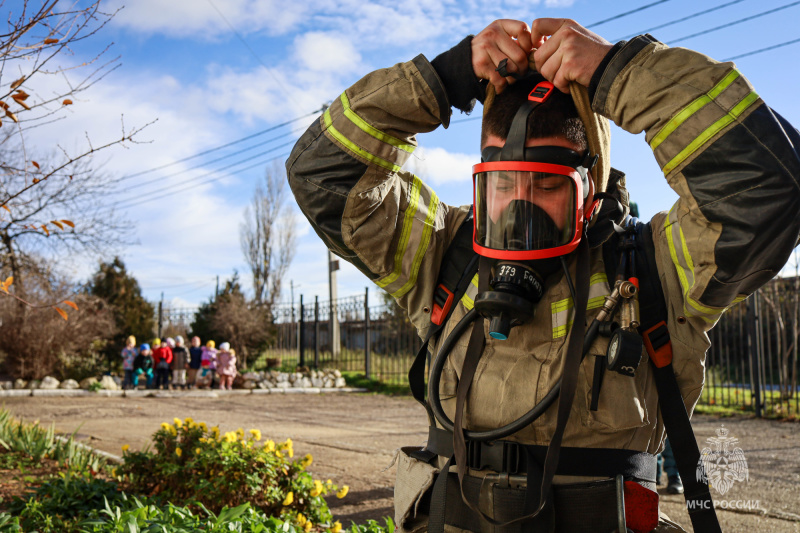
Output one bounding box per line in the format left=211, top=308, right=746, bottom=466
left=14, top=0, right=800, bottom=310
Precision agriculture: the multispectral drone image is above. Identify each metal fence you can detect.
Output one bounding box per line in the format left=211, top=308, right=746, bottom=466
left=265, top=288, right=421, bottom=384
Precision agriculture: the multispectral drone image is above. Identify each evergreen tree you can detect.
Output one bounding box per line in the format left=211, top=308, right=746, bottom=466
left=87, top=257, right=155, bottom=364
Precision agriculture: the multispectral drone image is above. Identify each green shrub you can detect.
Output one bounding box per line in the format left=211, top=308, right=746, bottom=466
left=117, top=418, right=347, bottom=530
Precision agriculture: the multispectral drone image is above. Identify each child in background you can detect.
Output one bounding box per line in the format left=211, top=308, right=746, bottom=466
left=216, top=342, right=237, bottom=390
left=152, top=338, right=173, bottom=390
left=133, top=343, right=154, bottom=389
left=121, top=335, right=137, bottom=390
left=199, top=340, right=218, bottom=389
left=187, top=336, right=202, bottom=388
left=171, top=336, right=189, bottom=390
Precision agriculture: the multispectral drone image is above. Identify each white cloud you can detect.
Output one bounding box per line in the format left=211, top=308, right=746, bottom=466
left=409, top=147, right=478, bottom=185
left=292, top=32, right=362, bottom=74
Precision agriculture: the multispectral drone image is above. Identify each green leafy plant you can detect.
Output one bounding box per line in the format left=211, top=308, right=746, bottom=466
left=116, top=418, right=349, bottom=530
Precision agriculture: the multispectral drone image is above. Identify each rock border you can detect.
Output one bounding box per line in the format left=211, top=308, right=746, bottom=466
left=0, top=387, right=368, bottom=398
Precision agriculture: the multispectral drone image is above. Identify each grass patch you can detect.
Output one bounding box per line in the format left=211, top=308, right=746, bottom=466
left=342, top=372, right=410, bottom=396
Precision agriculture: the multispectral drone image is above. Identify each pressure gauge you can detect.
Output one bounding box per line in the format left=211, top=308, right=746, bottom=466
left=606, top=329, right=643, bottom=377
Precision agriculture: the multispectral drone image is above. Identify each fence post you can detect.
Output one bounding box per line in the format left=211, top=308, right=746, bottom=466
left=747, top=291, right=763, bottom=417
left=365, top=287, right=371, bottom=380
left=299, top=295, right=305, bottom=368
left=314, top=296, right=320, bottom=369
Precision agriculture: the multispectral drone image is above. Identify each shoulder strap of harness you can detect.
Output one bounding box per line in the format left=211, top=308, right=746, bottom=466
left=604, top=219, right=722, bottom=533
left=408, top=210, right=479, bottom=429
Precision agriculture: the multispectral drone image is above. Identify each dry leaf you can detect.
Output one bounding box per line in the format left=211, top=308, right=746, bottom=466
left=10, top=77, right=25, bottom=90
left=0, top=102, right=8, bottom=110
left=61, top=219, right=75, bottom=228
left=43, top=38, right=59, bottom=44
left=32, top=178, right=39, bottom=184
left=50, top=220, right=64, bottom=230
left=63, top=300, right=78, bottom=310
left=1, top=205, right=9, bottom=213
left=31, top=161, right=39, bottom=169
left=62, top=99, right=73, bottom=106
left=13, top=90, right=29, bottom=101
left=5, top=110, right=17, bottom=123
left=41, top=224, right=49, bottom=236
left=4, top=277, right=12, bottom=287
left=54, top=307, right=68, bottom=320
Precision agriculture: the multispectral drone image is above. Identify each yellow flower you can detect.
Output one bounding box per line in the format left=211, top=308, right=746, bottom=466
left=188, top=421, right=197, bottom=429
left=211, top=426, right=219, bottom=436
left=168, top=425, right=177, bottom=436
left=121, top=444, right=129, bottom=452
left=275, top=450, right=283, bottom=458
left=249, top=429, right=262, bottom=441
left=301, top=453, right=313, bottom=468
left=199, top=422, right=208, bottom=432
left=184, top=417, right=194, bottom=425
left=282, top=492, right=294, bottom=506
left=310, top=479, right=324, bottom=497
left=296, top=513, right=307, bottom=526
left=325, top=479, right=333, bottom=489
left=111, top=468, right=118, bottom=477
left=195, top=448, right=202, bottom=455
left=223, top=432, right=237, bottom=443
left=331, top=520, right=342, bottom=533
left=236, top=427, right=245, bottom=439
left=336, top=485, right=349, bottom=499
left=265, top=440, right=275, bottom=452
left=173, top=417, right=183, bottom=428
left=175, top=447, right=182, bottom=457
left=304, top=521, right=312, bottom=532
left=160, top=422, right=170, bottom=431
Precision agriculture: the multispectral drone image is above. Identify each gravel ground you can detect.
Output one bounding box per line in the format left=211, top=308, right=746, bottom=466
left=2, top=392, right=798, bottom=532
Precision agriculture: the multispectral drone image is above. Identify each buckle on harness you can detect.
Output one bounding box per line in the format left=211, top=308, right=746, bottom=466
left=431, top=284, right=455, bottom=326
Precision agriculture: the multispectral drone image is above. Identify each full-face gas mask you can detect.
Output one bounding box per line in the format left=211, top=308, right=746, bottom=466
left=472, top=79, right=598, bottom=339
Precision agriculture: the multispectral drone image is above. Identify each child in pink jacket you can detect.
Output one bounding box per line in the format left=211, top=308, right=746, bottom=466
left=216, top=342, right=237, bottom=390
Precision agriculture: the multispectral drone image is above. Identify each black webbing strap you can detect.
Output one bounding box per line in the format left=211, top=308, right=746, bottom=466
left=424, top=426, right=657, bottom=484
left=636, top=223, right=722, bottom=533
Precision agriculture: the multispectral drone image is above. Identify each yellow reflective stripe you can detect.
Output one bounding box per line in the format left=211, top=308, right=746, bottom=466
left=553, top=324, right=570, bottom=338
left=391, top=192, right=440, bottom=299
left=551, top=298, right=574, bottom=314
left=590, top=272, right=608, bottom=285
left=665, top=206, right=691, bottom=296
left=551, top=276, right=610, bottom=338
left=323, top=109, right=401, bottom=173
left=340, top=93, right=415, bottom=153
left=662, top=91, right=760, bottom=175
left=460, top=274, right=479, bottom=310
left=650, top=70, right=741, bottom=151
left=375, top=176, right=422, bottom=289
left=587, top=295, right=606, bottom=309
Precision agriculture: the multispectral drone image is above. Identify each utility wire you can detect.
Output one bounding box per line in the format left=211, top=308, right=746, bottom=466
left=122, top=151, right=290, bottom=210
left=587, top=0, right=672, bottom=28
left=205, top=0, right=301, bottom=108
left=668, top=0, right=800, bottom=44
left=724, top=36, right=800, bottom=60
left=117, top=110, right=319, bottom=182
left=615, top=0, right=748, bottom=40
left=115, top=139, right=295, bottom=204
left=119, top=131, right=290, bottom=193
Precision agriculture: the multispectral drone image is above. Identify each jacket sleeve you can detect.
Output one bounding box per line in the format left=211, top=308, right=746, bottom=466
left=593, top=35, right=800, bottom=325
left=286, top=54, right=472, bottom=334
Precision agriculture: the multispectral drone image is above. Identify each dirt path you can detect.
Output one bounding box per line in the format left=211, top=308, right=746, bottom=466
left=2, top=393, right=798, bottom=531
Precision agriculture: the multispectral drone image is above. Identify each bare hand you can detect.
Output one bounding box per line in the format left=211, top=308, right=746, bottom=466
left=530, top=18, right=612, bottom=93
left=472, top=19, right=534, bottom=94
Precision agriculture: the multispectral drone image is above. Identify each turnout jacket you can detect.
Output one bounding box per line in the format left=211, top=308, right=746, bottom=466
left=286, top=34, right=800, bottom=526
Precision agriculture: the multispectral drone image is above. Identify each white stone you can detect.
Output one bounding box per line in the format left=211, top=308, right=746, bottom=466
left=80, top=377, right=98, bottom=389
left=301, top=377, right=312, bottom=387
left=94, top=390, right=124, bottom=397
left=333, top=369, right=342, bottom=378
left=251, top=388, right=272, bottom=394
left=32, top=389, right=89, bottom=397
left=13, top=378, right=28, bottom=389
left=0, top=381, right=11, bottom=390
left=243, top=372, right=260, bottom=381
left=27, top=380, right=41, bottom=390
left=334, top=377, right=347, bottom=388
left=242, top=380, right=257, bottom=389
left=323, top=378, right=333, bottom=388
left=40, top=376, right=60, bottom=389
left=0, top=389, right=30, bottom=397
left=184, top=390, right=218, bottom=398
left=276, top=373, right=288, bottom=383
left=311, top=377, right=323, bottom=388
left=275, top=381, right=290, bottom=388
left=258, top=380, right=273, bottom=389
left=60, top=379, right=79, bottom=389
left=99, top=375, right=119, bottom=390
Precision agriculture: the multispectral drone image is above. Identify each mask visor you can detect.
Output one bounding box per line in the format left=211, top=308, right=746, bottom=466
left=473, top=161, right=584, bottom=260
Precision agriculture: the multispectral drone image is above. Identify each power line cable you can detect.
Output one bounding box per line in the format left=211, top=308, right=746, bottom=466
left=117, top=110, right=319, bottom=182
left=587, top=0, right=672, bottom=28
left=205, top=0, right=302, bottom=107
left=115, top=139, right=296, bottom=204
left=122, top=151, right=290, bottom=210
left=615, top=0, right=748, bottom=40
left=119, top=131, right=290, bottom=193
left=668, top=0, right=800, bottom=44
left=724, top=36, right=800, bottom=60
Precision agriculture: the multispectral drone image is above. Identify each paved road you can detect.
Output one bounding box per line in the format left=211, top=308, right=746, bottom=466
left=3, top=393, right=798, bottom=531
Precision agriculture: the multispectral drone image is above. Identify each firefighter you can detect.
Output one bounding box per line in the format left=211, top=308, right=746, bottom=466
left=286, top=17, right=800, bottom=533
